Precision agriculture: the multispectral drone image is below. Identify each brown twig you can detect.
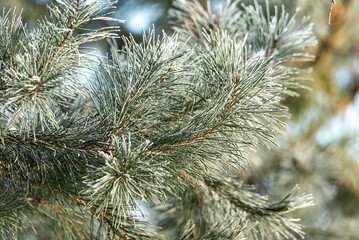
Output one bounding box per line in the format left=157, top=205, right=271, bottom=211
left=117, top=169, right=129, bottom=180
left=45, top=0, right=81, bottom=69
left=0, top=161, right=41, bottom=188
left=267, top=38, right=278, bottom=57
left=228, top=77, right=241, bottom=110
left=180, top=169, right=205, bottom=206
left=28, top=77, right=41, bottom=98
left=104, top=127, right=123, bottom=154
left=6, top=174, right=39, bottom=189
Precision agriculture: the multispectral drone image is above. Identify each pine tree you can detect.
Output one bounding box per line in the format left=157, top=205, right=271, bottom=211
left=0, top=0, right=317, bottom=239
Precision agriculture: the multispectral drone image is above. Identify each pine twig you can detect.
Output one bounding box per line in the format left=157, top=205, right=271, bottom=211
left=104, top=127, right=123, bottom=154
left=26, top=198, right=90, bottom=240
left=180, top=169, right=205, bottom=206
left=149, top=77, right=241, bottom=153
left=0, top=172, right=39, bottom=189
left=328, top=0, right=336, bottom=25
left=267, top=38, right=278, bottom=57
left=203, top=179, right=275, bottom=217
left=30, top=0, right=81, bottom=97
left=145, top=98, right=204, bottom=131
left=72, top=198, right=131, bottom=240
left=4, top=137, right=103, bottom=153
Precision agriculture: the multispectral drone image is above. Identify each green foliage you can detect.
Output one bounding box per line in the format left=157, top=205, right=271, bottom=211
left=0, top=0, right=121, bottom=135
left=0, top=0, right=318, bottom=239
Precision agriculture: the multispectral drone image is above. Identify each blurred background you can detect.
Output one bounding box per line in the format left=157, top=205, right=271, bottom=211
left=1, top=0, right=358, bottom=239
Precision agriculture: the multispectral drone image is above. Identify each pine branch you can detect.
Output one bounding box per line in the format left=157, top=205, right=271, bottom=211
left=30, top=0, right=81, bottom=97
left=1, top=0, right=121, bottom=134
left=1, top=169, right=132, bottom=239
left=3, top=135, right=103, bottom=153
left=72, top=197, right=131, bottom=240
left=26, top=197, right=90, bottom=240
left=148, top=76, right=242, bottom=153
left=1, top=0, right=318, bottom=238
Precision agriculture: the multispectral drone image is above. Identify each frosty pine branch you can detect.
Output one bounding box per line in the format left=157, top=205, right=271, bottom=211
left=0, top=0, right=316, bottom=239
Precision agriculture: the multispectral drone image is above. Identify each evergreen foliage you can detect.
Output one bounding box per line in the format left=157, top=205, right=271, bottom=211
left=0, top=0, right=317, bottom=239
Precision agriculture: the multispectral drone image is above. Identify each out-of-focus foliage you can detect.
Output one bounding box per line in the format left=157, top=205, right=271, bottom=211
left=244, top=0, right=359, bottom=239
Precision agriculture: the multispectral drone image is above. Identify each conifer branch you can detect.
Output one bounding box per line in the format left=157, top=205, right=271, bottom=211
left=204, top=179, right=281, bottom=216
left=104, top=127, right=123, bottom=154
left=1, top=171, right=39, bottom=189
left=4, top=136, right=103, bottom=153
left=1, top=172, right=131, bottom=240
left=31, top=0, right=81, bottom=97
left=145, top=98, right=204, bottom=131
left=39, top=0, right=81, bottom=72
left=26, top=197, right=90, bottom=240
left=149, top=76, right=241, bottom=153
left=0, top=0, right=318, bottom=238
left=72, top=197, right=131, bottom=240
